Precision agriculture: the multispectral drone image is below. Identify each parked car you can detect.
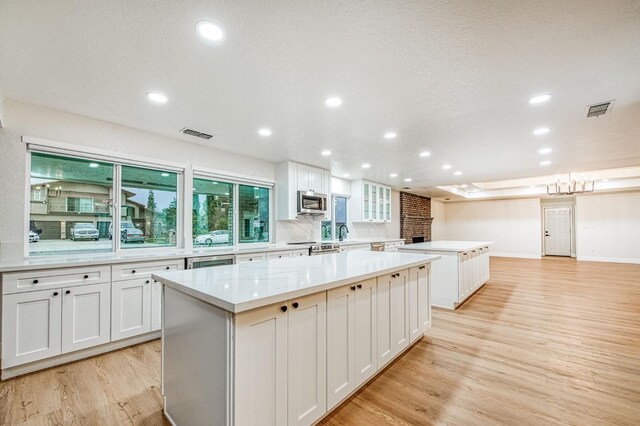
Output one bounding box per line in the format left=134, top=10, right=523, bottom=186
left=69, top=223, right=99, bottom=241
left=28, top=231, right=40, bottom=243
left=109, top=221, right=145, bottom=243
left=194, top=230, right=229, bottom=246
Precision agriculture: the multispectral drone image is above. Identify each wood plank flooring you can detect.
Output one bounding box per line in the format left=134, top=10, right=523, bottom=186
left=1, top=257, right=639, bottom=425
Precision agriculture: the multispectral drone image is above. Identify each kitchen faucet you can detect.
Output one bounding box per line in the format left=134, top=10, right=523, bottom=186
left=338, top=224, right=349, bottom=241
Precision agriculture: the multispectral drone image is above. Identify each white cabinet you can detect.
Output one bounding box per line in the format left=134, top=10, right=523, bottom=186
left=287, top=292, right=327, bottom=426
left=234, top=292, right=326, bottom=426
left=267, top=251, right=293, bottom=260
left=236, top=252, right=267, bottom=263
left=351, top=180, right=392, bottom=223
left=376, top=270, right=409, bottom=368
left=234, top=301, right=288, bottom=426
left=408, top=265, right=431, bottom=343
left=292, top=248, right=309, bottom=257
left=276, top=161, right=331, bottom=220
left=2, top=288, right=62, bottom=368
left=151, top=279, right=162, bottom=332
left=111, top=278, right=151, bottom=341
left=384, top=240, right=405, bottom=252
left=62, top=282, right=111, bottom=353
left=353, top=278, right=378, bottom=386
left=346, top=243, right=371, bottom=252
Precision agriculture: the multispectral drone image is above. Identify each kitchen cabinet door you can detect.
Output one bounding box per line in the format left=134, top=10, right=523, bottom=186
left=363, top=183, right=370, bottom=221
left=377, top=270, right=409, bottom=367
left=296, top=163, right=310, bottom=191
left=288, top=292, right=327, bottom=426
left=2, top=288, right=62, bottom=368
left=61, top=282, right=111, bottom=353
left=326, top=284, right=356, bottom=409
left=385, top=188, right=391, bottom=222
left=408, top=265, right=430, bottom=343
left=371, top=185, right=378, bottom=221
left=378, top=186, right=384, bottom=220
left=354, top=278, right=377, bottom=386
left=151, top=279, right=162, bottom=332
left=235, top=302, right=288, bottom=426
left=111, top=278, right=151, bottom=341
left=458, top=252, right=467, bottom=299
left=308, top=167, right=324, bottom=193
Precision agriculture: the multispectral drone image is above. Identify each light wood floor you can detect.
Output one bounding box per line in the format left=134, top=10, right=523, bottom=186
left=1, top=257, right=639, bottom=425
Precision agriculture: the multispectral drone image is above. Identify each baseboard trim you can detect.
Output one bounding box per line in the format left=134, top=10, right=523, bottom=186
left=490, top=252, right=542, bottom=260
left=576, top=256, right=640, bottom=265
left=1, top=331, right=160, bottom=380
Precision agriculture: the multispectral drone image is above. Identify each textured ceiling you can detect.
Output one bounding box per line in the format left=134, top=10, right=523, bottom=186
left=1, top=0, right=639, bottom=190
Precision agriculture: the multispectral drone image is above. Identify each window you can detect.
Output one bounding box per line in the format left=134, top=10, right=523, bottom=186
left=238, top=185, right=270, bottom=244
left=192, top=178, right=233, bottom=247
left=321, top=195, right=349, bottom=241
left=29, top=152, right=114, bottom=256
left=120, top=165, right=178, bottom=249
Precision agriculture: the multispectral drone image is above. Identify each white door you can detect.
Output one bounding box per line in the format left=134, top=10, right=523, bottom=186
left=544, top=207, right=572, bottom=256
left=288, top=292, right=327, bottom=426
left=326, top=284, right=356, bottom=409
left=151, top=279, right=162, bottom=332
left=235, top=302, right=288, bottom=426
left=354, top=278, right=377, bottom=386
left=111, top=278, right=151, bottom=341
left=61, top=282, right=110, bottom=353
left=2, top=288, right=62, bottom=368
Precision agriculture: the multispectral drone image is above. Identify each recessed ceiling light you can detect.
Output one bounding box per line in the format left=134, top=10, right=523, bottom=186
left=89, top=163, right=99, bottom=168
left=384, top=132, right=397, bottom=139
left=529, top=93, right=552, bottom=104
left=529, top=185, right=537, bottom=188
left=540, top=161, right=551, bottom=166
left=459, top=184, right=468, bottom=188
left=161, top=172, right=170, bottom=177
left=196, top=20, right=224, bottom=42
left=258, top=128, right=272, bottom=137
left=442, top=164, right=452, bottom=170
left=146, top=92, right=168, bottom=104
left=601, top=179, right=609, bottom=182
left=404, top=178, right=412, bottom=182
left=419, top=151, right=431, bottom=157
left=533, top=127, right=550, bottom=135
left=325, top=97, right=343, bottom=108
left=343, top=173, right=350, bottom=178
left=390, top=173, right=398, bottom=177
left=361, top=163, right=370, bottom=169
left=538, top=147, right=552, bottom=154
left=453, top=171, right=462, bottom=176
left=321, top=150, right=331, bottom=156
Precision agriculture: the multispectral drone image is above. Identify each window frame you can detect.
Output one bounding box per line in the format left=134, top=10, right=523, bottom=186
left=324, top=193, right=350, bottom=241
left=25, top=138, right=187, bottom=257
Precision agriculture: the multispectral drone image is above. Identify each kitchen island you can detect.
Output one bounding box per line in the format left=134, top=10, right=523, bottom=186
left=399, top=241, right=492, bottom=309
left=152, top=251, right=440, bottom=426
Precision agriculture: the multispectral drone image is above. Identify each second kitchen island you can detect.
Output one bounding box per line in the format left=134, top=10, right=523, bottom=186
left=153, top=251, right=440, bottom=426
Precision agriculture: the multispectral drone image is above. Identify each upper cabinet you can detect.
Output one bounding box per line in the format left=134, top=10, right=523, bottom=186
left=276, top=161, right=331, bottom=220
left=351, top=180, right=392, bottom=223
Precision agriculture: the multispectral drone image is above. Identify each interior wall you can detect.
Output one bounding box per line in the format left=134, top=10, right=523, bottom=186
left=575, top=191, right=640, bottom=264
left=431, top=200, right=446, bottom=240
left=444, top=198, right=542, bottom=258
left=0, top=100, right=275, bottom=260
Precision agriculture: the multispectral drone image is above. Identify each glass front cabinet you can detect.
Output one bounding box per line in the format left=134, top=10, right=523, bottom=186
left=351, top=180, right=392, bottom=223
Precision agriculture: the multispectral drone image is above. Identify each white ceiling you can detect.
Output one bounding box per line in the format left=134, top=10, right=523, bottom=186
left=1, top=0, right=639, bottom=190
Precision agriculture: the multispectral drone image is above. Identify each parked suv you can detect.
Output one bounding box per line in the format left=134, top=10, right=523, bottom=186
left=69, top=223, right=100, bottom=241
left=109, top=221, right=145, bottom=243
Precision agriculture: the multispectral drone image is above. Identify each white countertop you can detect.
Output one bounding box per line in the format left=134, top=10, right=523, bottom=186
left=153, top=251, right=439, bottom=314
left=399, top=240, right=492, bottom=253
left=0, top=238, right=405, bottom=273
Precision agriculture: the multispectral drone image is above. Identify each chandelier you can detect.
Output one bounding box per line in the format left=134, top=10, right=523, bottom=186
left=547, top=173, right=594, bottom=195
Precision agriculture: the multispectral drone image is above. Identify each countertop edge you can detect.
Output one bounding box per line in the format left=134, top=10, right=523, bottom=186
left=152, top=254, right=440, bottom=314
left=399, top=242, right=493, bottom=253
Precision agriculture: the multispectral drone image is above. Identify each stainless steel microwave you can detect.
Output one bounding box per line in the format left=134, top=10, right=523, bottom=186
left=297, top=191, right=328, bottom=215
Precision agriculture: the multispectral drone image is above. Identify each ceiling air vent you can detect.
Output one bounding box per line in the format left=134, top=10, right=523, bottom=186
left=586, top=100, right=615, bottom=118
left=180, top=128, right=213, bottom=140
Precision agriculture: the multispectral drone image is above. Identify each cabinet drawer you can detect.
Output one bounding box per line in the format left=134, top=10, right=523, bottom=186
left=2, top=266, right=111, bottom=295
left=292, top=249, right=309, bottom=257
left=112, top=260, right=183, bottom=282
left=267, top=251, right=292, bottom=260
left=236, top=253, right=267, bottom=263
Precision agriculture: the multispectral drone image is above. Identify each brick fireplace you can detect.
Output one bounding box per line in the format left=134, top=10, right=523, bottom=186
left=400, top=192, right=433, bottom=244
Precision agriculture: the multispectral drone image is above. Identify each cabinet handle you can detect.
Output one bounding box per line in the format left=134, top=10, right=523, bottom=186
left=53, top=291, right=59, bottom=296
left=292, top=302, right=299, bottom=309
left=357, top=284, right=362, bottom=289
left=33, top=279, right=39, bottom=284
left=84, top=275, right=89, bottom=279
left=145, top=280, right=150, bottom=284
left=351, top=286, right=356, bottom=291
left=166, top=266, right=170, bottom=270
left=280, top=305, right=288, bottom=312
left=132, top=270, right=136, bottom=274
left=65, top=290, right=71, bottom=295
